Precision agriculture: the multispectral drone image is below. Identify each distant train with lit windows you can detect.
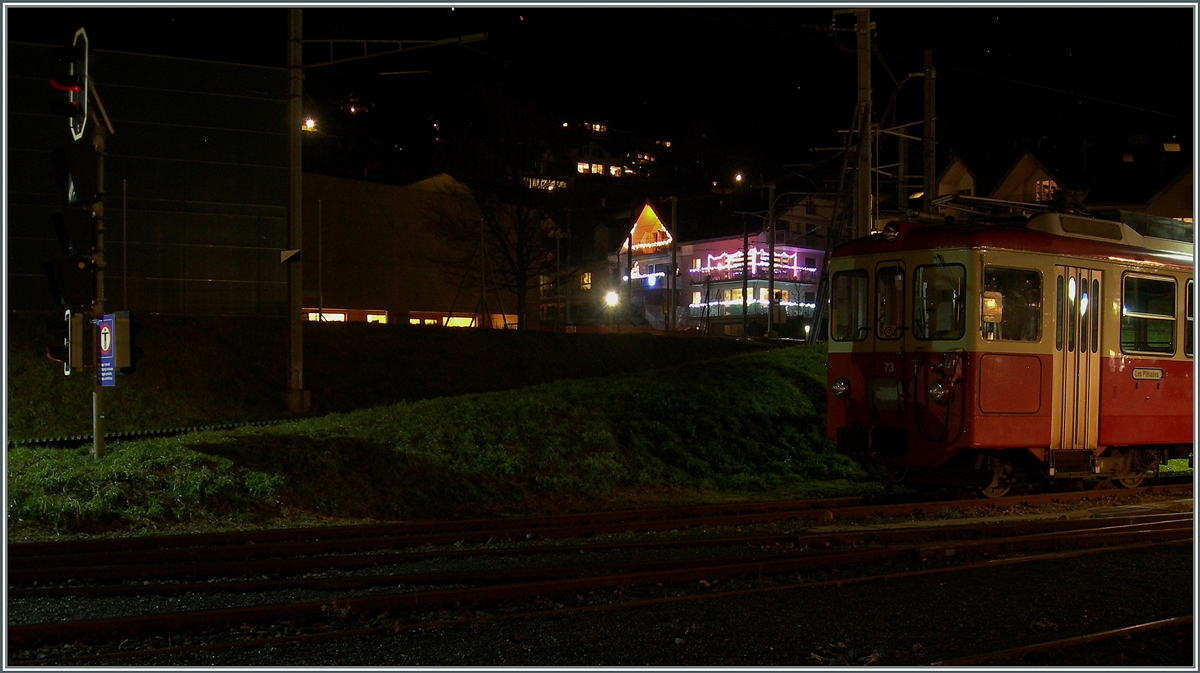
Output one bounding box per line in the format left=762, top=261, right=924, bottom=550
left=825, top=208, right=1193, bottom=496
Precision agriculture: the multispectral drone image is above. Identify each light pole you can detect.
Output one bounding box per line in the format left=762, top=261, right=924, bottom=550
left=605, top=290, right=619, bottom=333
left=743, top=188, right=823, bottom=337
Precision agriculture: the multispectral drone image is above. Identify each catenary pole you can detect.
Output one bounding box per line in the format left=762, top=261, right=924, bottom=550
left=286, top=8, right=307, bottom=413
left=922, top=49, right=937, bottom=214
left=855, top=8, right=873, bottom=239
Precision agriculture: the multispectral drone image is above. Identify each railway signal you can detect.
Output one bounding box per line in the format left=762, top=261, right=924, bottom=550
left=43, top=208, right=95, bottom=309
left=50, top=27, right=88, bottom=141
left=45, top=310, right=84, bottom=375
left=113, top=311, right=144, bottom=375
left=50, top=142, right=98, bottom=207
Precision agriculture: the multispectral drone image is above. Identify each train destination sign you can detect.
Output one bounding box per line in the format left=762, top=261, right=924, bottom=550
left=1131, top=368, right=1164, bottom=381
left=97, top=314, right=115, bottom=387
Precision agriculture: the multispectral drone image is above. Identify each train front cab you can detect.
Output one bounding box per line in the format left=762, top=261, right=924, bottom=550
left=826, top=220, right=1194, bottom=496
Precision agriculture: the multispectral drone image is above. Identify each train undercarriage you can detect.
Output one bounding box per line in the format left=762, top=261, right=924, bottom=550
left=863, top=444, right=1193, bottom=498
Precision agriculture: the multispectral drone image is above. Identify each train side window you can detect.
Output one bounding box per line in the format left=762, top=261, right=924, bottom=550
left=831, top=270, right=869, bottom=341
left=1055, top=275, right=1063, bottom=351
left=1120, top=274, right=1176, bottom=355
left=913, top=262, right=965, bottom=341
left=981, top=267, right=1041, bottom=342
left=1186, top=280, right=1194, bottom=358
left=876, top=266, right=905, bottom=340
left=1091, top=279, right=1099, bottom=354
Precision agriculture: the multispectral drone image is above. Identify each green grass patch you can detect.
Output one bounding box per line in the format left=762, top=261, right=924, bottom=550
left=6, top=313, right=763, bottom=439
left=8, top=345, right=866, bottom=536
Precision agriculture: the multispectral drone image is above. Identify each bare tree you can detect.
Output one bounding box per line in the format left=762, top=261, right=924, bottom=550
left=424, top=87, right=569, bottom=330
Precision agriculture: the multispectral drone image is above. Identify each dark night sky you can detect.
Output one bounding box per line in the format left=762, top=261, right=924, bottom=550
left=7, top=4, right=1195, bottom=184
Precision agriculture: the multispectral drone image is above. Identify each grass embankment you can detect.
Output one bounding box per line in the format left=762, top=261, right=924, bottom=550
left=6, top=313, right=763, bottom=438
left=7, top=344, right=861, bottom=536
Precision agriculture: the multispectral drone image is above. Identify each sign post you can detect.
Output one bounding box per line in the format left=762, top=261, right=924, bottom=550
left=97, top=314, right=115, bottom=387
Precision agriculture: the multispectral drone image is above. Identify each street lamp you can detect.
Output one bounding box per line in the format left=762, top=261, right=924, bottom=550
left=605, top=290, right=619, bottom=332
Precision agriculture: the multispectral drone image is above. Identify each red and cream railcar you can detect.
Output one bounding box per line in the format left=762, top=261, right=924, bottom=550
left=826, top=212, right=1193, bottom=496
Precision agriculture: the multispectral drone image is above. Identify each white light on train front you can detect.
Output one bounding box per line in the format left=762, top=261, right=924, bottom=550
left=928, top=381, right=950, bottom=404
left=1068, top=276, right=1076, bottom=301
left=832, top=377, right=851, bottom=399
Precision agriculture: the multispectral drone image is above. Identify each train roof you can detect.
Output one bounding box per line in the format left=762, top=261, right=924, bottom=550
left=833, top=212, right=1195, bottom=272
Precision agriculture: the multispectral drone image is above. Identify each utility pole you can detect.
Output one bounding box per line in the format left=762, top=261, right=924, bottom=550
left=766, top=183, right=776, bottom=336
left=669, top=196, right=677, bottom=333
left=741, top=219, right=749, bottom=336
left=854, top=8, right=873, bottom=239
left=286, top=8, right=308, bottom=414
left=923, top=48, right=937, bottom=213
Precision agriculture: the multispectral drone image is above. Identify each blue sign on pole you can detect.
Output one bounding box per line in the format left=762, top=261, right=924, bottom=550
left=97, top=314, right=115, bottom=387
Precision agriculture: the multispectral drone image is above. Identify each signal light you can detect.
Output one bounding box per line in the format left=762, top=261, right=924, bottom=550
left=50, top=28, right=88, bottom=141
left=46, top=310, right=84, bottom=375
left=43, top=257, right=94, bottom=309
left=51, top=143, right=98, bottom=206
left=113, top=311, right=144, bottom=375
left=51, top=209, right=94, bottom=256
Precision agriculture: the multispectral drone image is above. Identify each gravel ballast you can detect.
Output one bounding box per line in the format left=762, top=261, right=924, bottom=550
left=72, top=542, right=1193, bottom=667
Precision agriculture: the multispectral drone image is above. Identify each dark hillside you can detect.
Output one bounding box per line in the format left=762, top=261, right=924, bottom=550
left=7, top=312, right=762, bottom=439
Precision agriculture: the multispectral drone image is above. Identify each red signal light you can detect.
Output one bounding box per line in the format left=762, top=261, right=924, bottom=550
left=50, top=78, right=81, bottom=93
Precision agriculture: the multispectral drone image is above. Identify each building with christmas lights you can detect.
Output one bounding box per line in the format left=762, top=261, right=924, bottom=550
left=603, top=199, right=832, bottom=337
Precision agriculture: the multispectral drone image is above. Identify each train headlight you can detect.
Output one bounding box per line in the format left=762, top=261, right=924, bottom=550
left=832, top=377, right=851, bottom=399
left=928, top=380, right=950, bottom=404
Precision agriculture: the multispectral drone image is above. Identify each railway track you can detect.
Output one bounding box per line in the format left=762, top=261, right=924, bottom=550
left=932, top=616, right=1195, bottom=666
left=8, top=489, right=1193, bottom=664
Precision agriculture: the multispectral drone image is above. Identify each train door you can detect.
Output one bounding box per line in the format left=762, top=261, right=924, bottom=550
left=872, top=261, right=906, bottom=414
left=1052, top=265, right=1102, bottom=450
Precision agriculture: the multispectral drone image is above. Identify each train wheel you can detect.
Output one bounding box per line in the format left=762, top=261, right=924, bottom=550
left=978, top=455, right=1013, bottom=498
left=978, top=482, right=1011, bottom=498
left=1115, top=475, right=1145, bottom=489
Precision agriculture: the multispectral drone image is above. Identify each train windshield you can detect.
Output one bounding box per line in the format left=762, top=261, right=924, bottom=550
left=876, top=266, right=905, bottom=340
left=913, top=262, right=965, bottom=340
left=831, top=270, right=869, bottom=341
left=981, top=267, right=1042, bottom=341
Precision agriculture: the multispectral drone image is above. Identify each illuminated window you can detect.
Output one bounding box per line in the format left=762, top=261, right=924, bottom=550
left=731, top=288, right=743, bottom=301
left=1187, top=280, right=1193, bottom=358
left=591, top=164, right=604, bottom=174
left=723, top=289, right=732, bottom=302
left=1164, top=143, right=1181, bottom=152
left=367, top=313, right=388, bottom=324
left=781, top=291, right=789, bottom=303
left=692, top=258, right=701, bottom=270
left=758, top=288, right=769, bottom=301
left=577, top=162, right=589, bottom=174
left=1035, top=179, right=1058, bottom=202
left=609, top=165, right=622, bottom=177
left=443, top=316, right=477, bottom=327
left=692, top=291, right=702, bottom=304
left=1123, top=153, right=1135, bottom=163
left=306, top=312, right=345, bottom=321
left=580, top=272, right=592, bottom=290
left=1121, top=274, right=1176, bottom=354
